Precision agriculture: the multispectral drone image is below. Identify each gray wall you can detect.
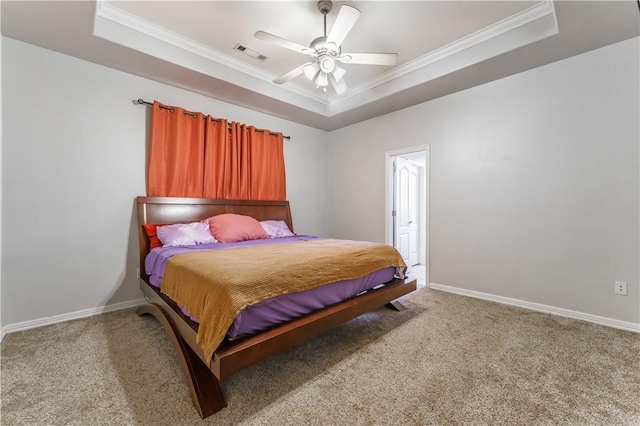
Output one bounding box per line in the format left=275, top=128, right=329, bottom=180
left=2, top=34, right=638, bottom=331
left=327, top=38, right=639, bottom=325
left=1, top=38, right=328, bottom=327
left=0, top=8, right=3, bottom=332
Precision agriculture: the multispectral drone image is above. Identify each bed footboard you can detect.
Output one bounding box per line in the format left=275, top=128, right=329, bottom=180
left=137, top=277, right=416, bottom=418
left=136, top=303, right=227, bottom=417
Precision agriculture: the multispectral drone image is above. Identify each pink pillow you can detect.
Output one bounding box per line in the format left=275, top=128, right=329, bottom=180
left=260, top=220, right=295, bottom=238
left=156, top=222, right=217, bottom=247
left=204, top=214, right=269, bottom=243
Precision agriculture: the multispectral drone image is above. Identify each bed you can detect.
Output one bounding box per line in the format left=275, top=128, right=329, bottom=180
left=136, top=196, right=417, bottom=417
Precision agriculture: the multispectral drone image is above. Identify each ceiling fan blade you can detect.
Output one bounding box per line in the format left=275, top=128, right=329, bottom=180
left=338, top=53, right=398, bottom=66
left=326, top=5, right=361, bottom=48
left=254, top=30, right=313, bottom=55
left=329, top=72, right=348, bottom=95
left=273, top=62, right=314, bottom=84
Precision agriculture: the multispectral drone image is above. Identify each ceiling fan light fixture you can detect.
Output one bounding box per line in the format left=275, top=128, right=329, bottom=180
left=332, top=64, right=346, bottom=82
left=303, top=62, right=320, bottom=80
left=315, top=72, right=329, bottom=87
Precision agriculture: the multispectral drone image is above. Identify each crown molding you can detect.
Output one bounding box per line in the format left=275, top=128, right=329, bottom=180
left=94, top=0, right=273, bottom=83
left=93, top=0, right=557, bottom=118
left=340, top=1, right=556, bottom=100
left=329, top=1, right=558, bottom=112
left=93, top=0, right=330, bottom=111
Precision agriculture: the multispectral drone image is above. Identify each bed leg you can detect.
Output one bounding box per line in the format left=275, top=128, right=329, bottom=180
left=137, top=303, right=227, bottom=418
left=385, top=300, right=407, bottom=311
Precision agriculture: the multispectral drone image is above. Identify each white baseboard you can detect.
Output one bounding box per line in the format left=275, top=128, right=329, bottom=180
left=0, top=298, right=147, bottom=343
left=429, top=282, right=640, bottom=333
left=3, top=285, right=637, bottom=343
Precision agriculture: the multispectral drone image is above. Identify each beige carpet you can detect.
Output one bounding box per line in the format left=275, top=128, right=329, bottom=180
left=1, top=288, right=639, bottom=425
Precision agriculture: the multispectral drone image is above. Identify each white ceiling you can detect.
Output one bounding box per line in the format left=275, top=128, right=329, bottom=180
left=2, top=1, right=638, bottom=130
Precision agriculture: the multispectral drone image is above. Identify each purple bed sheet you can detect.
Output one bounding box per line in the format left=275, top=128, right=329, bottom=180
left=145, top=236, right=396, bottom=340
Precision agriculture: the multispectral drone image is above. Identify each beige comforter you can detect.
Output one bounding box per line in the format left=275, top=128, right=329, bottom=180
left=161, top=238, right=407, bottom=361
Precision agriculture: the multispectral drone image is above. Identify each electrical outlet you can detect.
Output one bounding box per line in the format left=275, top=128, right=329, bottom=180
left=614, top=281, right=627, bottom=296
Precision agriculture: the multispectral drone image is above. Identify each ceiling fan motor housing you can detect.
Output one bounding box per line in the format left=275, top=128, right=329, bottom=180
left=310, top=36, right=341, bottom=57
left=310, top=36, right=340, bottom=74
left=317, top=1, right=333, bottom=15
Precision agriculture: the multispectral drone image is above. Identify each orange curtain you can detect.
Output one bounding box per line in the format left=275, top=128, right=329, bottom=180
left=225, top=122, right=252, bottom=199
left=147, top=101, right=286, bottom=201
left=247, top=126, right=286, bottom=201
left=147, top=101, right=205, bottom=197
left=202, top=116, right=229, bottom=198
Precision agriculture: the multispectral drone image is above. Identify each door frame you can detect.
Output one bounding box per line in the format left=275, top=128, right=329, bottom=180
left=385, top=145, right=430, bottom=286
left=394, top=156, right=420, bottom=266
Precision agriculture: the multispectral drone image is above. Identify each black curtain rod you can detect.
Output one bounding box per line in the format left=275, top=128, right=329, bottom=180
left=133, top=99, right=290, bottom=140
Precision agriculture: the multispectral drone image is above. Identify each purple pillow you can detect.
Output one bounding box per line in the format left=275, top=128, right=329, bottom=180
left=260, top=220, right=296, bottom=238
left=157, top=222, right=217, bottom=247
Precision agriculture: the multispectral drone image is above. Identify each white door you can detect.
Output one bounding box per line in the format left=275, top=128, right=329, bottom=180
left=394, top=157, right=420, bottom=266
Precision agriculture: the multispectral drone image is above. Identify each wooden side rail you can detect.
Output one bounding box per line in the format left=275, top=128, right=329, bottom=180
left=137, top=277, right=416, bottom=417
left=213, top=278, right=417, bottom=379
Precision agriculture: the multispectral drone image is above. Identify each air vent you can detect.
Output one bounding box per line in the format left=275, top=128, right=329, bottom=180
left=234, top=44, right=267, bottom=61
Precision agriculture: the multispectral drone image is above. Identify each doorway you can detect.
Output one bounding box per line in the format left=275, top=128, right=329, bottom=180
left=386, top=146, right=429, bottom=286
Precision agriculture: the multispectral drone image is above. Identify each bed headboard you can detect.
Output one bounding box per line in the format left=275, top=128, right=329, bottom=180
left=136, top=196, right=294, bottom=280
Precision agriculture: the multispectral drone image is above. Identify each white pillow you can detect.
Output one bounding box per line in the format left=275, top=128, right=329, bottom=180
left=157, top=222, right=217, bottom=247
left=260, top=220, right=296, bottom=238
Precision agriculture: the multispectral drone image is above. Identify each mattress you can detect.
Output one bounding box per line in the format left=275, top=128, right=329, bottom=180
left=145, top=236, right=396, bottom=340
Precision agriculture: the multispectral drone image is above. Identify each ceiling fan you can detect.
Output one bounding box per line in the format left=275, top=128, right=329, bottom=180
left=255, top=1, right=398, bottom=95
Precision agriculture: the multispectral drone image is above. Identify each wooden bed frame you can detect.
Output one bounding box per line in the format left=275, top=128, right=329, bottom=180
left=136, top=196, right=417, bottom=418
